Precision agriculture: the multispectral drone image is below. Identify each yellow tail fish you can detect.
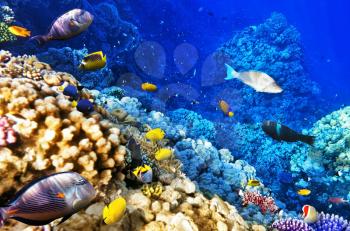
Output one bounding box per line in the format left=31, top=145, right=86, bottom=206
left=102, top=197, right=127, bottom=225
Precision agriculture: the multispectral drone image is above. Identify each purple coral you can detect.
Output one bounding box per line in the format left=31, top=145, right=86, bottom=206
left=272, top=218, right=313, bottom=231
left=0, top=116, right=17, bottom=146
left=310, top=212, right=350, bottom=231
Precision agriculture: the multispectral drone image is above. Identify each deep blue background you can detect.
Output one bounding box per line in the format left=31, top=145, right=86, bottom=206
left=123, top=0, right=350, bottom=105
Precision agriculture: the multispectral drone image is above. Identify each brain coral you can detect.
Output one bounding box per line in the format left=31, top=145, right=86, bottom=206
left=0, top=51, right=126, bottom=197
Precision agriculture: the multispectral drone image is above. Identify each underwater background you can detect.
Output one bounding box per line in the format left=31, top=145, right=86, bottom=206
left=0, top=0, right=350, bottom=230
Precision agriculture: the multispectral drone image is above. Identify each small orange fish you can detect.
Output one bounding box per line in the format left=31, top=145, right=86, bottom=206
left=219, top=100, right=234, bottom=117
left=8, top=26, right=31, bottom=37
left=328, top=197, right=348, bottom=204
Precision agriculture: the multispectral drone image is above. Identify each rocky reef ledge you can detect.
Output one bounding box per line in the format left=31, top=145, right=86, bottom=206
left=0, top=51, right=267, bottom=231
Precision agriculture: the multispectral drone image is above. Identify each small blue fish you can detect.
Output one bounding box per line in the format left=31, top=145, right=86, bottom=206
left=63, top=85, right=79, bottom=99
left=72, top=99, right=94, bottom=114
left=0, top=172, right=96, bottom=227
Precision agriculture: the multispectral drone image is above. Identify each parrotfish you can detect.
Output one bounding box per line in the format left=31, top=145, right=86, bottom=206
left=79, top=51, right=107, bottom=71
left=0, top=172, right=96, bottom=227
left=32, top=9, right=93, bottom=45
left=262, top=121, right=315, bottom=146
left=225, top=63, right=283, bottom=93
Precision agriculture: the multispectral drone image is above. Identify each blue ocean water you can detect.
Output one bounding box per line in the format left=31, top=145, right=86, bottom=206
left=1, top=0, right=350, bottom=229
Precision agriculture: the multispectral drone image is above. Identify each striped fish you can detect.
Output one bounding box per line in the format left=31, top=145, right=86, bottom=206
left=0, top=172, right=96, bottom=226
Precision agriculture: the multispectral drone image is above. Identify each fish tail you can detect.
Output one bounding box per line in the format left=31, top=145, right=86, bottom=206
left=300, top=134, right=315, bottom=146
left=0, top=207, right=8, bottom=227
left=224, top=63, right=239, bottom=80
left=31, top=35, right=49, bottom=46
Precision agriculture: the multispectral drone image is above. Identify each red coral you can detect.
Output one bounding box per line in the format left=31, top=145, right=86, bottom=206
left=0, top=116, right=17, bottom=146
left=241, top=190, right=278, bottom=213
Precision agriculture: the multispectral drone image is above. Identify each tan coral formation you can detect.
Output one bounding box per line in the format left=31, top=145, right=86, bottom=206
left=56, top=177, right=251, bottom=231
left=0, top=53, right=126, bottom=195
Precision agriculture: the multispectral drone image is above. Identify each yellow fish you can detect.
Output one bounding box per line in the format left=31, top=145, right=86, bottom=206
left=155, top=148, right=173, bottom=161
left=8, top=26, right=31, bottom=37
left=141, top=82, right=157, bottom=92
left=102, top=197, right=127, bottom=225
left=145, top=128, right=165, bottom=142
left=132, top=164, right=153, bottom=183
left=219, top=100, right=234, bottom=117
left=79, top=51, right=106, bottom=71
left=247, top=179, right=261, bottom=187
left=298, top=189, right=311, bottom=196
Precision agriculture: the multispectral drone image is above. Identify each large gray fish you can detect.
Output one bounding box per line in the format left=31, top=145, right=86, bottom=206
left=32, top=9, right=93, bottom=45
left=262, top=121, right=315, bottom=146
left=224, top=63, right=283, bottom=93
left=0, top=172, right=96, bottom=226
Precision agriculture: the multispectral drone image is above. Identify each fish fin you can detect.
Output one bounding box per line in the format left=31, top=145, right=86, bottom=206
left=30, top=35, right=49, bottom=46
left=13, top=216, right=56, bottom=226
left=224, top=64, right=239, bottom=80
left=300, top=135, right=315, bottom=146
left=127, top=138, right=143, bottom=167
left=57, top=213, right=73, bottom=225
left=0, top=207, right=9, bottom=227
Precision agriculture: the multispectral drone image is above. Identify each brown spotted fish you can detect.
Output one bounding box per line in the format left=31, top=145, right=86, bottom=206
left=32, top=9, right=93, bottom=45
left=0, top=172, right=96, bottom=226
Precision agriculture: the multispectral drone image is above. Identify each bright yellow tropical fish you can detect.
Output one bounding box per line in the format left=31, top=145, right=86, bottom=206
left=141, top=82, right=157, bottom=92
left=145, top=128, right=165, bottom=142
left=247, top=179, right=261, bottom=187
left=8, top=26, right=31, bottom=37
left=155, top=148, right=173, bottom=161
left=298, top=189, right=311, bottom=196
left=102, top=197, right=127, bottom=225
left=132, top=164, right=153, bottom=183
left=79, top=51, right=107, bottom=71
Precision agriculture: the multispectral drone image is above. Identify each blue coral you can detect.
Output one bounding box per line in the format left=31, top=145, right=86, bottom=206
left=169, top=109, right=216, bottom=141
left=310, top=212, right=350, bottom=231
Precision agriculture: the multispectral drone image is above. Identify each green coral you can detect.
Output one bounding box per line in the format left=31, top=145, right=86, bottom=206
left=0, top=22, right=16, bottom=43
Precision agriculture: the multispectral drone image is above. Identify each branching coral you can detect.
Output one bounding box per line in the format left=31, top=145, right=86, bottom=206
left=310, top=212, right=350, bottom=231
left=272, top=218, right=313, bottom=231
left=0, top=6, right=15, bottom=24
left=241, top=190, right=278, bottom=214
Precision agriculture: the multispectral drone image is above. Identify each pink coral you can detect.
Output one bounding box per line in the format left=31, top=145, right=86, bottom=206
left=241, top=190, right=278, bottom=214
left=0, top=116, right=17, bottom=146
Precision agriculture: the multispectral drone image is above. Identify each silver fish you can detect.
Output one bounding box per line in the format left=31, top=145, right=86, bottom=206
left=225, top=63, right=283, bottom=93
left=32, top=9, right=93, bottom=45
left=0, top=172, right=96, bottom=226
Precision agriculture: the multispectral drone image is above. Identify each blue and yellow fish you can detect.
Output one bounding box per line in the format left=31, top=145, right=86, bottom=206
left=58, top=84, right=79, bottom=100
left=0, top=172, right=96, bottom=227
left=132, top=164, right=153, bottom=183
left=72, top=99, right=94, bottom=114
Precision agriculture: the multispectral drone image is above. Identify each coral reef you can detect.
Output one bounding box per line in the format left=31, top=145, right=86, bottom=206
left=0, top=51, right=126, bottom=196
left=211, top=12, right=324, bottom=128
left=241, top=190, right=278, bottom=214
left=310, top=212, right=350, bottom=231
left=53, top=177, right=251, bottom=231
left=0, top=5, right=15, bottom=24
left=175, top=138, right=256, bottom=204
left=0, top=116, right=17, bottom=146
left=169, top=109, right=216, bottom=141
left=272, top=218, right=313, bottom=231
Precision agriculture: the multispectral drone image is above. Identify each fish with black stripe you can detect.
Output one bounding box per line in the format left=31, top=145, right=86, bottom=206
left=262, top=121, right=315, bottom=146
left=79, top=51, right=107, bottom=71
left=0, top=172, right=96, bottom=227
